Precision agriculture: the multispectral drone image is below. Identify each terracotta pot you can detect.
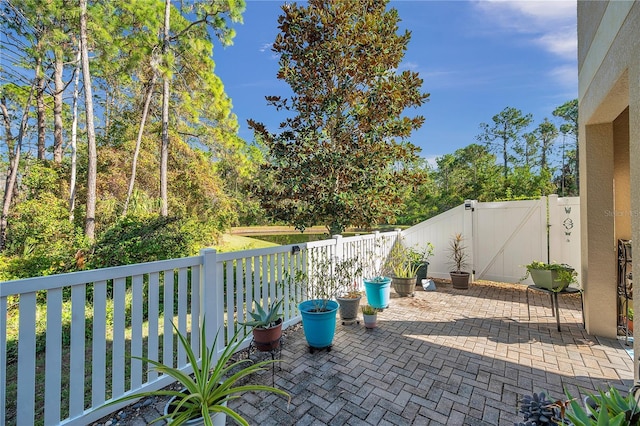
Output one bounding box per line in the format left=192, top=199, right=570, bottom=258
left=252, top=319, right=283, bottom=351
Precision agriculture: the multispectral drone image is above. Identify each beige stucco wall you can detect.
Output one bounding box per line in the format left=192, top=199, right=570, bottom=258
left=613, top=109, right=631, bottom=241
left=577, top=1, right=608, bottom=69
left=578, top=0, right=639, bottom=350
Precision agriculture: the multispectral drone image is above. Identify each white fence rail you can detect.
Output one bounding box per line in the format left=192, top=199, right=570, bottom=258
left=402, top=195, right=581, bottom=286
left=1, top=231, right=398, bottom=426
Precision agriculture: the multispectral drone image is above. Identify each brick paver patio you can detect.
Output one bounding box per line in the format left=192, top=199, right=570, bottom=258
left=111, top=280, right=634, bottom=425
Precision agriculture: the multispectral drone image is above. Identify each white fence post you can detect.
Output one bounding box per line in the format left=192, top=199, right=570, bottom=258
left=464, top=200, right=476, bottom=278
left=333, top=234, right=343, bottom=259
left=548, top=194, right=560, bottom=263
left=539, top=196, right=549, bottom=263
left=200, top=248, right=217, bottom=348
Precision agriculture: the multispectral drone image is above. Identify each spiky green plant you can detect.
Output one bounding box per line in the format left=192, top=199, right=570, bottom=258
left=242, top=299, right=284, bottom=328
left=108, top=321, right=289, bottom=425
left=565, top=387, right=640, bottom=426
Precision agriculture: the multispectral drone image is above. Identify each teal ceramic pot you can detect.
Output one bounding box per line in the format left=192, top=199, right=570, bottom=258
left=298, top=299, right=339, bottom=349
left=363, top=277, right=392, bottom=309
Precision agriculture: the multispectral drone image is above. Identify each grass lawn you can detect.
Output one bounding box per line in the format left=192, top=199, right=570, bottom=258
left=213, top=234, right=280, bottom=252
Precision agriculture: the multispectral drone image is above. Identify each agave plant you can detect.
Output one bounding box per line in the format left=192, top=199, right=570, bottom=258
left=243, top=298, right=284, bottom=329
left=108, top=320, right=289, bottom=425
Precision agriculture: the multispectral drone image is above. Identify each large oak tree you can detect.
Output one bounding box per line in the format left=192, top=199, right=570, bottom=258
left=250, top=0, right=429, bottom=235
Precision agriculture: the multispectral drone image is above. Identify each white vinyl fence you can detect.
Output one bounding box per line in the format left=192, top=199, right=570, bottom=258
left=0, top=231, right=397, bottom=426
left=2, top=194, right=584, bottom=426
left=402, top=195, right=581, bottom=286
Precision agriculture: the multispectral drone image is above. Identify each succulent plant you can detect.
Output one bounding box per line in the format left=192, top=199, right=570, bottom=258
left=565, top=386, right=640, bottom=426
left=516, top=392, right=564, bottom=426
left=241, top=298, right=284, bottom=328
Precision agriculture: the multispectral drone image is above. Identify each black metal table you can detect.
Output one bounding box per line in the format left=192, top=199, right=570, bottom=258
left=525, top=285, right=582, bottom=331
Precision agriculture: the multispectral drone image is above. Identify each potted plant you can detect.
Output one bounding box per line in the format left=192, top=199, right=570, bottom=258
left=108, top=321, right=289, bottom=426
left=628, top=307, right=634, bottom=333
left=361, top=304, right=378, bottom=329
left=242, top=298, right=284, bottom=351
left=362, top=244, right=392, bottom=309
left=521, top=261, right=578, bottom=292
left=297, top=254, right=347, bottom=352
left=386, top=240, right=434, bottom=297
left=448, top=233, right=471, bottom=289
left=334, top=256, right=364, bottom=324
left=415, top=242, right=434, bottom=286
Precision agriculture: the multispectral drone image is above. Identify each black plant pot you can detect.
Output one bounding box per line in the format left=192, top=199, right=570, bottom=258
left=415, top=262, right=429, bottom=286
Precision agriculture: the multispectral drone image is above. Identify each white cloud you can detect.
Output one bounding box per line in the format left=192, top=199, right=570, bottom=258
left=473, top=0, right=577, bottom=61
left=472, top=0, right=576, bottom=90
left=488, top=0, right=575, bottom=23
left=259, top=43, right=272, bottom=53
left=535, top=29, right=577, bottom=57
left=400, top=61, right=420, bottom=71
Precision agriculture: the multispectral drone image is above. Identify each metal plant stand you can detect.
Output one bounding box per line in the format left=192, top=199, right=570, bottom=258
left=526, top=285, right=582, bottom=332
left=249, top=336, right=283, bottom=386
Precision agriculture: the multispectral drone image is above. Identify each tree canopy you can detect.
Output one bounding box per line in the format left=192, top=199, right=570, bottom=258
left=0, top=0, right=250, bottom=277
left=249, top=0, right=429, bottom=235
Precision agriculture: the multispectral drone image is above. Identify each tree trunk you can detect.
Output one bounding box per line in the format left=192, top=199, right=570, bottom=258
left=123, top=74, right=157, bottom=217
left=502, top=136, right=508, bottom=182
left=36, top=55, right=46, bottom=160
left=69, top=47, right=81, bottom=222
left=160, top=0, right=170, bottom=217
left=53, top=48, right=65, bottom=163
left=0, top=88, right=34, bottom=251
left=80, top=0, right=97, bottom=241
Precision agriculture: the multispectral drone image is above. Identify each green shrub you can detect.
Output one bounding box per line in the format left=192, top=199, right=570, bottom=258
left=88, top=215, right=208, bottom=269
left=2, top=193, right=86, bottom=279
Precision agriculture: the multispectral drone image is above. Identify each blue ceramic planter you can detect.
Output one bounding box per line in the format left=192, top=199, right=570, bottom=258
left=363, top=277, right=392, bottom=309
left=298, top=299, right=339, bottom=349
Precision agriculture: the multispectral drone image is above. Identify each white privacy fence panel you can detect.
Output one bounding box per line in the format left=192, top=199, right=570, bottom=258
left=402, top=203, right=471, bottom=280
left=0, top=231, right=397, bottom=426
left=402, top=195, right=581, bottom=285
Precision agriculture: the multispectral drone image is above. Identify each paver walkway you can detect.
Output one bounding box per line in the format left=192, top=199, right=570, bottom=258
left=105, top=280, right=634, bottom=425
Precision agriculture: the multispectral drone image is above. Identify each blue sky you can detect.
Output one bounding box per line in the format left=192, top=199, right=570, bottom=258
left=212, top=0, right=577, bottom=164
